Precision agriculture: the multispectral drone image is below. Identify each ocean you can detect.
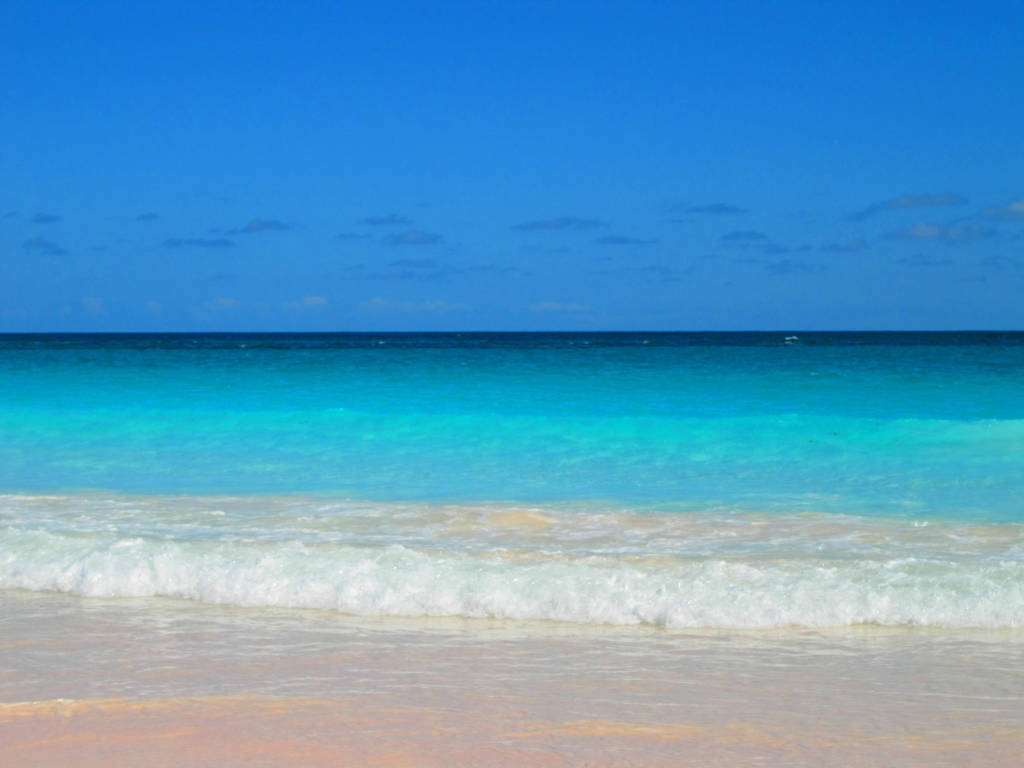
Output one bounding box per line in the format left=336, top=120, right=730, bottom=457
left=3, top=332, right=1023, bottom=764
left=2, top=331, right=1023, bottom=628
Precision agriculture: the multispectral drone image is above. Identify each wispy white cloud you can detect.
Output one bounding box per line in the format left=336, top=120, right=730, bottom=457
left=685, top=203, right=748, bottom=215
left=359, top=297, right=470, bottom=313
left=165, top=237, right=234, bottom=248
left=849, top=193, right=966, bottom=221
left=513, top=217, right=604, bottom=231
left=228, top=218, right=294, bottom=234
left=82, top=296, right=106, bottom=315
left=283, top=295, right=328, bottom=311
left=205, top=297, right=240, bottom=311
left=23, top=237, right=69, bottom=256
left=589, top=264, right=689, bottom=283
left=389, top=258, right=438, bottom=268
left=384, top=230, right=442, bottom=246
left=353, top=260, right=519, bottom=282
left=891, top=253, right=953, bottom=267
left=529, top=301, right=590, bottom=312
left=359, top=214, right=411, bottom=227
left=886, top=221, right=991, bottom=244
left=982, top=200, right=1024, bottom=222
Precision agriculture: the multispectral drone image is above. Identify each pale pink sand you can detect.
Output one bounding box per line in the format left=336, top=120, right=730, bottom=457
left=3, top=695, right=1022, bottom=767
left=2, top=591, right=1023, bottom=766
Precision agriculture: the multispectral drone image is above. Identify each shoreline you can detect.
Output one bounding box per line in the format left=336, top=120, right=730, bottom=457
left=4, top=590, right=1023, bottom=766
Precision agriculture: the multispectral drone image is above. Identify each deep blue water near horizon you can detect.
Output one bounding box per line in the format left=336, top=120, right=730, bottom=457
left=2, top=331, right=1023, bottom=520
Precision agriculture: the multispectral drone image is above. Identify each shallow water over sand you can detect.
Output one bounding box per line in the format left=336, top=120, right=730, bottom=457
left=3, top=591, right=1023, bottom=766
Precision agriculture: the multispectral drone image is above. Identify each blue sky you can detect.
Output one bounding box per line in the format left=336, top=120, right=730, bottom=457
left=2, top=0, right=1022, bottom=331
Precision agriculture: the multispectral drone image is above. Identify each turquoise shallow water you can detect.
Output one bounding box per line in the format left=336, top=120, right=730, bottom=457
left=2, top=332, right=1023, bottom=628
left=1, top=332, right=1022, bottom=519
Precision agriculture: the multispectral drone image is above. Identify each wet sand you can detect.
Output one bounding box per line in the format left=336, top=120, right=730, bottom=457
left=2, top=590, right=1023, bottom=766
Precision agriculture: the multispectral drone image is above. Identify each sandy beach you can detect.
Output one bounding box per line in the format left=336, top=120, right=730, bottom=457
left=3, top=590, right=1023, bottom=767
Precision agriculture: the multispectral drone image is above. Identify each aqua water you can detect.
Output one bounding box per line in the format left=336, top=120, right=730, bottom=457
left=2, top=332, right=1023, bottom=627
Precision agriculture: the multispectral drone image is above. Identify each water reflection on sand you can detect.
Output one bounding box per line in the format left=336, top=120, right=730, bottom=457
left=2, top=590, right=1023, bottom=766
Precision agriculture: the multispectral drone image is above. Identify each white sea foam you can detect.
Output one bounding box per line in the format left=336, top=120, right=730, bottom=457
left=2, top=493, right=1023, bottom=629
